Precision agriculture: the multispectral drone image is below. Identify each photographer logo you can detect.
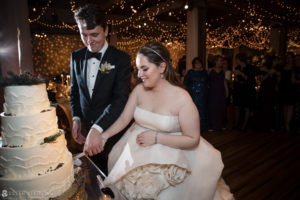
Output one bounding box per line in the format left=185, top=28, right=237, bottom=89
left=2, top=190, right=8, bottom=197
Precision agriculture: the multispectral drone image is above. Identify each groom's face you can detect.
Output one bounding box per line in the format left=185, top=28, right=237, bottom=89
left=78, top=23, right=108, bottom=52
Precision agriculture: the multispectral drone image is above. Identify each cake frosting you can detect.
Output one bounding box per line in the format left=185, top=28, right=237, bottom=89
left=0, top=155, right=74, bottom=199
left=3, top=84, right=50, bottom=116
left=1, top=107, right=59, bottom=147
left=0, top=132, right=69, bottom=179
left=0, top=83, right=75, bottom=199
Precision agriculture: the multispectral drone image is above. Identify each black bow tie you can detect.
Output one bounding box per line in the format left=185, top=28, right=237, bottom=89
left=86, top=51, right=102, bottom=60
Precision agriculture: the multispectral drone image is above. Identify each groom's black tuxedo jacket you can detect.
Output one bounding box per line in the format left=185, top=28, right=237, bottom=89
left=70, top=45, right=131, bottom=131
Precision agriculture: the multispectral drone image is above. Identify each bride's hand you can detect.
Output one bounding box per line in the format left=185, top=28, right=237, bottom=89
left=136, top=130, right=156, bottom=147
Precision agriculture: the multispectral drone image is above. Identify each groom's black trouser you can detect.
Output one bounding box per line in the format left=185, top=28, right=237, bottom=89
left=82, top=122, right=128, bottom=175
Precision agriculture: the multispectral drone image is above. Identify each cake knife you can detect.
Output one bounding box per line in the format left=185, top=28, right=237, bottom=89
left=73, top=152, right=85, bottom=160
left=83, top=153, right=107, bottom=179
left=73, top=152, right=106, bottom=178
left=73, top=152, right=127, bottom=199
left=84, top=154, right=128, bottom=200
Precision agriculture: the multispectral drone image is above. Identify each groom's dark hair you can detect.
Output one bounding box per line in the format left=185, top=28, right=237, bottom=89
left=74, top=4, right=107, bottom=30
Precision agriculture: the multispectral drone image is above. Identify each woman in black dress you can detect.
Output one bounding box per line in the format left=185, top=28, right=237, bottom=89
left=257, top=56, right=281, bottom=132
left=293, top=55, right=300, bottom=134
left=184, top=57, right=209, bottom=132
left=232, top=53, right=256, bottom=131
left=278, top=53, right=296, bottom=132
left=207, top=55, right=228, bottom=131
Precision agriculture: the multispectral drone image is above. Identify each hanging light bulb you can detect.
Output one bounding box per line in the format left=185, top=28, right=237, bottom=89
left=184, top=3, right=189, bottom=10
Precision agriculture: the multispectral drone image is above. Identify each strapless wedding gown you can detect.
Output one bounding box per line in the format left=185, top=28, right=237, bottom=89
left=105, top=106, right=234, bottom=200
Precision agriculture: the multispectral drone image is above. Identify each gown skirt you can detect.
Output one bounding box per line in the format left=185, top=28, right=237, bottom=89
left=104, top=106, right=234, bottom=200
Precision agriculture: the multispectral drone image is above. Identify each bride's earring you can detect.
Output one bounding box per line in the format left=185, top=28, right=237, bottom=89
left=160, top=73, right=164, bottom=78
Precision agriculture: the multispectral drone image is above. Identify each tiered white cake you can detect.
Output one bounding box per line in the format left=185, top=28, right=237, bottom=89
left=0, top=84, right=74, bottom=200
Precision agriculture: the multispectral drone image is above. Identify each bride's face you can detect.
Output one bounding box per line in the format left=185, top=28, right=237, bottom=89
left=136, top=54, right=163, bottom=88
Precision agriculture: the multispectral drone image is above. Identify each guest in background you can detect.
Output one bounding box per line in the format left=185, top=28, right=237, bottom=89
left=232, top=53, right=256, bottom=131
left=223, top=58, right=232, bottom=84
left=208, top=55, right=228, bottom=131
left=177, top=55, right=186, bottom=81
left=184, top=57, right=209, bottom=132
left=207, top=54, right=215, bottom=69
left=278, top=53, right=296, bottom=132
left=257, top=56, right=281, bottom=133
left=223, top=58, right=233, bottom=129
left=130, top=66, right=137, bottom=92
left=292, top=55, right=300, bottom=134
left=70, top=4, right=131, bottom=174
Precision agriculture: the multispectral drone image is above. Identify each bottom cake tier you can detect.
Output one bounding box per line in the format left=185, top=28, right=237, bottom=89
left=55, top=167, right=87, bottom=200
left=0, top=153, right=74, bottom=200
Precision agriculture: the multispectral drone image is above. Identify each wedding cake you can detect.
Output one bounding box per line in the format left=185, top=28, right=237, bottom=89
left=0, top=83, right=75, bottom=199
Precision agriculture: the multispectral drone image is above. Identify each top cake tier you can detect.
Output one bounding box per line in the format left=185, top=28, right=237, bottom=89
left=3, top=83, right=50, bottom=116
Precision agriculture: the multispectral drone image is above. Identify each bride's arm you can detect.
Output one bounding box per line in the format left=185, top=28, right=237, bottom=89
left=101, top=84, right=140, bottom=140
left=84, top=84, right=140, bottom=156
left=156, top=91, right=200, bottom=149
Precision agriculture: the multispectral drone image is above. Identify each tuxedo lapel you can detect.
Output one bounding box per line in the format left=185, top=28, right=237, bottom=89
left=91, top=46, right=111, bottom=100
left=81, top=49, right=91, bottom=101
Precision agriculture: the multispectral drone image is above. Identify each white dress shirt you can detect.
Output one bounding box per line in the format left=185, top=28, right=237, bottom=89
left=87, top=41, right=108, bottom=98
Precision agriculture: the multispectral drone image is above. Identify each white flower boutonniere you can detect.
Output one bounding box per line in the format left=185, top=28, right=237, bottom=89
left=99, top=62, right=115, bottom=74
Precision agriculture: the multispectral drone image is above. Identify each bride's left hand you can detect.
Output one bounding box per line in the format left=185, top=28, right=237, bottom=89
left=136, top=130, right=156, bottom=147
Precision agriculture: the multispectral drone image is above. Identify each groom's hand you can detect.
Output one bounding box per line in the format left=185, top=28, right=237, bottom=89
left=72, top=119, right=86, bottom=144
left=84, top=128, right=104, bottom=156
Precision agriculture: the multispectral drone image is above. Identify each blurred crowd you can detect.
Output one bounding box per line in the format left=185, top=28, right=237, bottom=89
left=182, top=53, right=300, bottom=134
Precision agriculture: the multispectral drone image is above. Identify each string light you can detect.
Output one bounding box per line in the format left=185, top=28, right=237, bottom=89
left=224, top=0, right=300, bottom=24
left=29, top=0, right=299, bottom=76
left=36, top=20, right=78, bottom=31
left=32, top=34, right=185, bottom=76
left=184, top=4, right=189, bottom=10
left=70, top=1, right=77, bottom=13
left=32, top=35, right=83, bottom=76
left=206, top=20, right=271, bottom=50
left=34, top=33, right=47, bottom=38
left=288, top=29, right=300, bottom=48
left=117, top=38, right=185, bottom=68
left=28, top=0, right=52, bottom=23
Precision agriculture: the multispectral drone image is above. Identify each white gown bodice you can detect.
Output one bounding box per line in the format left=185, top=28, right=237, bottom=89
left=134, top=106, right=181, bottom=132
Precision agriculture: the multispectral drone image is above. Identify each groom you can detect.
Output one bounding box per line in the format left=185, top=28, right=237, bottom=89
left=70, top=4, right=131, bottom=174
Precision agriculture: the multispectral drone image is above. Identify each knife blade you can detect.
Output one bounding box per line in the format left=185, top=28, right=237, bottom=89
left=84, top=154, right=128, bottom=200
left=73, top=152, right=85, bottom=160
left=84, top=153, right=107, bottom=179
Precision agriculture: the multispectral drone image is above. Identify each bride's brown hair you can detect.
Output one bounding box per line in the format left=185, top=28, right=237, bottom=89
left=137, top=42, right=181, bottom=87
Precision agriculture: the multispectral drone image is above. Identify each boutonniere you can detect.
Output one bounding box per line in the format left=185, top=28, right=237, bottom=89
left=99, top=61, right=115, bottom=74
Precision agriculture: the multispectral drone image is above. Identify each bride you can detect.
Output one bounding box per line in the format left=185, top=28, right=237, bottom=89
left=84, top=42, right=234, bottom=200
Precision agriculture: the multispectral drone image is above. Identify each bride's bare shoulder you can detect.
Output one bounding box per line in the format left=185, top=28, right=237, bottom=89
left=173, top=85, right=190, bottom=97
left=131, top=83, right=149, bottom=100
left=132, top=83, right=144, bottom=93
left=172, top=85, right=193, bottom=103
left=171, top=86, right=198, bottom=116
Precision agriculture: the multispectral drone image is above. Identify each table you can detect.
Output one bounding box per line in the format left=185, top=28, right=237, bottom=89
left=78, top=156, right=127, bottom=200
